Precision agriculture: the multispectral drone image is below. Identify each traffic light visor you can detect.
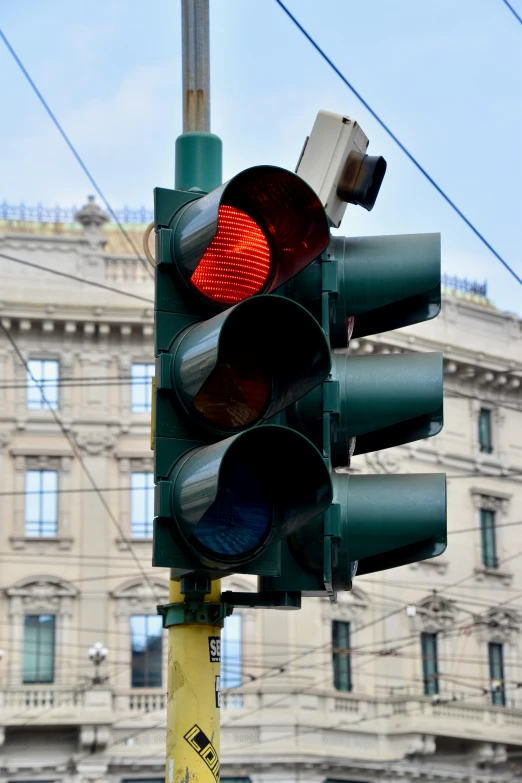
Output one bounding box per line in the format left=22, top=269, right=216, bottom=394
left=168, top=166, right=329, bottom=308
left=157, top=425, right=333, bottom=569
left=167, top=295, right=331, bottom=434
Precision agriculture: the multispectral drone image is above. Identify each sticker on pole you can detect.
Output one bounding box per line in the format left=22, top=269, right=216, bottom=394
left=184, top=724, right=220, bottom=780
left=209, top=636, right=221, bottom=662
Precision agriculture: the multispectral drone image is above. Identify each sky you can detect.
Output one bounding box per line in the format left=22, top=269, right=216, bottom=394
left=1, top=0, right=521, bottom=315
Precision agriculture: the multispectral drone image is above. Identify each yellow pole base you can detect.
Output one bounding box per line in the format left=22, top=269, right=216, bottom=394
left=166, top=579, right=222, bottom=783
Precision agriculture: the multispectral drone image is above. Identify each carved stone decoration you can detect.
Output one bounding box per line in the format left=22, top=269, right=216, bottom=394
left=25, top=455, right=62, bottom=471
left=129, top=456, right=154, bottom=473
left=414, top=594, right=456, bottom=634
left=322, top=586, right=369, bottom=631
left=80, top=725, right=111, bottom=750
left=470, top=488, right=511, bottom=516
left=74, top=195, right=109, bottom=244
left=112, top=577, right=169, bottom=618
left=0, top=431, right=10, bottom=451
left=471, top=742, right=508, bottom=767
left=476, top=608, right=520, bottom=645
left=74, top=431, right=115, bottom=455
left=7, top=575, right=78, bottom=616
left=364, top=450, right=400, bottom=474
left=406, top=734, right=436, bottom=756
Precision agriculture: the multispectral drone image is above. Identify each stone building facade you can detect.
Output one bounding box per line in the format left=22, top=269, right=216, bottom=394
left=0, top=200, right=521, bottom=783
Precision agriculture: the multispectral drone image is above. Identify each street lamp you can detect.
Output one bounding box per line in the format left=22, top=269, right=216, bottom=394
left=88, top=642, right=108, bottom=685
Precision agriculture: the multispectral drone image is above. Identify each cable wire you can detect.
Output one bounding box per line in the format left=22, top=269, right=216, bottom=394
left=501, top=0, right=522, bottom=24
left=0, top=27, right=154, bottom=280
left=274, top=0, right=522, bottom=287
left=0, top=321, right=161, bottom=603
left=0, top=250, right=154, bottom=304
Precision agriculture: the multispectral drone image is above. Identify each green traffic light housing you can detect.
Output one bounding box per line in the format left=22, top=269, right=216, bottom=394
left=155, top=294, right=331, bottom=439
left=288, top=352, right=443, bottom=467
left=154, top=425, right=333, bottom=577
left=286, top=233, right=441, bottom=348
left=152, top=163, right=334, bottom=580
left=151, top=121, right=448, bottom=603
left=260, top=472, right=447, bottom=595
left=155, top=165, right=330, bottom=314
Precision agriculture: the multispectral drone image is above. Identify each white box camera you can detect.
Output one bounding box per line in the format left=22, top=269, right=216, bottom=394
left=296, top=110, right=386, bottom=227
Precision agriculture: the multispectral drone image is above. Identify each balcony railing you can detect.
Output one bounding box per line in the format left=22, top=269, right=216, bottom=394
left=2, top=687, right=84, bottom=710
left=1, top=685, right=521, bottom=741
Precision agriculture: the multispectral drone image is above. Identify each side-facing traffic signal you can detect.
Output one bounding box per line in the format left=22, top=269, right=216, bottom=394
left=152, top=166, right=334, bottom=580
left=258, top=229, right=447, bottom=597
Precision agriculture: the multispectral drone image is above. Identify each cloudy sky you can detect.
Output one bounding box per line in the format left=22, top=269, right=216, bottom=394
left=1, top=0, right=521, bottom=314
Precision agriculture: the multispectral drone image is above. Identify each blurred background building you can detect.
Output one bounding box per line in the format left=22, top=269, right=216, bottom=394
left=0, top=199, right=521, bottom=783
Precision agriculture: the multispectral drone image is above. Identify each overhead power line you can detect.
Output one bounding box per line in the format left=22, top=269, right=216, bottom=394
left=0, top=321, right=161, bottom=603
left=0, top=27, right=153, bottom=280
left=501, top=0, right=522, bottom=25
left=275, top=0, right=522, bottom=287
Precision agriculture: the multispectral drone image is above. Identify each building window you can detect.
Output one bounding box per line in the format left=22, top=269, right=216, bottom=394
left=131, top=472, right=154, bottom=538
left=25, top=470, right=58, bottom=537
left=27, top=359, right=59, bottom=411
left=489, top=642, right=505, bottom=706
left=130, top=615, right=163, bottom=688
left=478, top=408, right=493, bottom=453
left=131, top=363, right=155, bottom=414
left=332, top=620, right=351, bottom=692
left=23, top=614, right=56, bottom=684
left=222, top=614, right=242, bottom=689
left=421, top=632, right=439, bottom=695
left=480, top=509, right=498, bottom=569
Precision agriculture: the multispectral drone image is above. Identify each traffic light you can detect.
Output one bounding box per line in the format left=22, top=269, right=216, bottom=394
left=152, top=166, right=334, bottom=580
left=258, top=229, right=447, bottom=597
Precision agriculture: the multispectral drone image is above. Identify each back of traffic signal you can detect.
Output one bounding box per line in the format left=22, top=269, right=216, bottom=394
left=152, top=110, right=447, bottom=601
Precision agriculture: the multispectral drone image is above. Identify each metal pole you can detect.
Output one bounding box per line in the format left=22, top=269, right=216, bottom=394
left=165, top=579, right=222, bottom=783
left=175, top=0, right=222, bottom=192
left=181, top=0, right=210, bottom=132
left=165, top=6, right=224, bottom=776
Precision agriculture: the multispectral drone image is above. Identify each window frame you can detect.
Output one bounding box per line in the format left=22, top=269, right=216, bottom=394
left=478, top=407, right=493, bottom=454
left=26, top=358, right=60, bottom=411
left=22, top=614, right=56, bottom=684
left=131, top=363, right=155, bottom=414
left=332, top=620, right=352, bottom=692
left=480, top=508, right=498, bottom=569
left=488, top=642, right=506, bottom=707
left=130, top=614, right=163, bottom=688
left=24, top=469, right=58, bottom=538
left=421, top=632, right=439, bottom=696
left=221, top=613, right=242, bottom=690
left=130, top=472, right=154, bottom=538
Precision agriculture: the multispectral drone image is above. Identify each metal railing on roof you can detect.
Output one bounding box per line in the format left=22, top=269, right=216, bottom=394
left=0, top=201, right=153, bottom=224
left=442, top=274, right=487, bottom=298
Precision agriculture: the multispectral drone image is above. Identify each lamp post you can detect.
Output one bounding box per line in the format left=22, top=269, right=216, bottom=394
left=88, top=642, right=108, bottom=685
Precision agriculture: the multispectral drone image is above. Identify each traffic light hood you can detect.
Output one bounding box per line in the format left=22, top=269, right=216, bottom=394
left=286, top=472, right=447, bottom=592
left=156, top=294, right=331, bottom=436
left=154, top=425, right=333, bottom=573
left=287, top=351, right=443, bottom=467
left=155, top=166, right=330, bottom=309
left=285, top=232, right=441, bottom=347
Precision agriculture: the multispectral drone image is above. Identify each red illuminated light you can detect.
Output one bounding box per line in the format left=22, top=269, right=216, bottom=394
left=191, top=205, right=271, bottom=304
